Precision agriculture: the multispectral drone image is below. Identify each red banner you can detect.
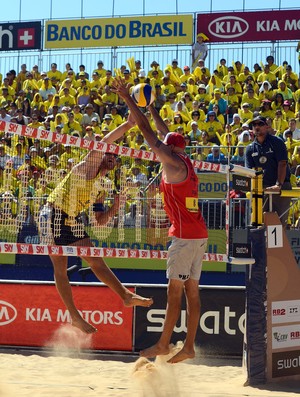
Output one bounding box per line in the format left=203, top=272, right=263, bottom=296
left=197, top=10, right=300, bottom=43
left=0, top=283, right=133, bottom=351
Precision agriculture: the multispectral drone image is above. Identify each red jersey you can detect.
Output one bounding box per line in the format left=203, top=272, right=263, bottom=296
left=160, top=152, right=208, bottom=239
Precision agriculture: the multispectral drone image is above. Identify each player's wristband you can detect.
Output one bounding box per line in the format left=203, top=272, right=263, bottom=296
left=93, top=203, right=105, bottom=212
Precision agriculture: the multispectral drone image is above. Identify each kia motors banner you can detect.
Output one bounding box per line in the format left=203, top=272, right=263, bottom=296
left=135, top=286, right=245, bottom=357
left=0, top=22, right=41, bottom=51
left=197, top=10, right=300, bottom=43
left=0, top=283, right=133, bottom=351
left=45, top=15, right=193, bottom=49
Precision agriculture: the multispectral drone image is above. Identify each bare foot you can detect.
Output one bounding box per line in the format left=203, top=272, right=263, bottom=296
left=72, top=316, right=97, bottom=334
left=167, top=348, right=195, bottom=364
left=124, top=292, right=153, bottom=308
left=140, top=343, right=170, bottom=358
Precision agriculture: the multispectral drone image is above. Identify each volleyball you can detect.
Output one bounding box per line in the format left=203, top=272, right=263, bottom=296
left=131, top=83, right=156, bottom=107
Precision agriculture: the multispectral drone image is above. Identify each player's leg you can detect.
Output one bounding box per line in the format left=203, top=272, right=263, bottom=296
left=140, top=279, right=184, bottom=358
left=82, top=253, right=153, bottom=307
left=50, top=254, right=97, bottom=334
left=168, top=278, right=200, bottom=363
left=168, top=238, right=206, bottom=363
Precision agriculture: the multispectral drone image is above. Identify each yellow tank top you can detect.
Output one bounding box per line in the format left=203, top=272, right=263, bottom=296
left=47, top=171, right=100, bottom=216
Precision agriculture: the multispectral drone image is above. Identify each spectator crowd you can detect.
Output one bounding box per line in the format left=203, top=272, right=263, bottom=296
left=0, top=55, right=300, bottom=228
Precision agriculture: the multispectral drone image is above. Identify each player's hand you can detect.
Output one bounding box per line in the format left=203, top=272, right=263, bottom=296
left=112, top=77, right=130, bottom=99
left=265, top=185, right=281, bottom=192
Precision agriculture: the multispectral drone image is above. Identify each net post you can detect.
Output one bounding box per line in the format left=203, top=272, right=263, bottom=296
left=244, top=226, right=267, bottom=385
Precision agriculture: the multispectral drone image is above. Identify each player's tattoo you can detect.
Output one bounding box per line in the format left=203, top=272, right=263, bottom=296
left=155, top=140, right=162, bottom=148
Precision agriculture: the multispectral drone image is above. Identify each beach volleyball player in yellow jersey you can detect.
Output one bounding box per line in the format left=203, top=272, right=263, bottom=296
left=39, top=116, right=153, bottom=334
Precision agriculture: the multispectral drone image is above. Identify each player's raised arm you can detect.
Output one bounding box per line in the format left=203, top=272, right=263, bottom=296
left=74, top=117, right=135, bottom=179
left=112, top=77, right=177, bottom=166
left=148, top=103, right=169, bottom=138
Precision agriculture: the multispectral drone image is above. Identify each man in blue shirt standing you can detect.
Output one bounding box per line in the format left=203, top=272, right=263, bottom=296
left=246, top=116, right=291, bottom=226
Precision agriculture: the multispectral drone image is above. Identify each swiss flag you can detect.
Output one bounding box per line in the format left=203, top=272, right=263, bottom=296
left=17, top=28, right=35, bottom=48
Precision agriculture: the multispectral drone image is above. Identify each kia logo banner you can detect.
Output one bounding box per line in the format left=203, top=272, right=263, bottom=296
left=0, top=21, right=41, bottom=51
left=197, top=10, right=300, bottom=42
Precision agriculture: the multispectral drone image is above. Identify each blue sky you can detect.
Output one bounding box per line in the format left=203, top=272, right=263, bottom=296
left=2, top=0, right=300, bottom=21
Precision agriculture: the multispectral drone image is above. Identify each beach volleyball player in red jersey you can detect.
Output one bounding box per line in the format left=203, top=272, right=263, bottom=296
left=113, top=77, right=208, bottom=364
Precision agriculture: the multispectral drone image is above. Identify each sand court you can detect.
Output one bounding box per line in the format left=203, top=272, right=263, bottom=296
left=0, top=350, right=299, bottom=397
left=0, top=326, right=299, bottom=397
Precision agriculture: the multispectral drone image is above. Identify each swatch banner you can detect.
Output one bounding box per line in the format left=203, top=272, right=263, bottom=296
left=135, top=286, right=246, bottom=356
left=197, top=10, right=300, bottom=42
left=0, top=283, right=133, bottom=351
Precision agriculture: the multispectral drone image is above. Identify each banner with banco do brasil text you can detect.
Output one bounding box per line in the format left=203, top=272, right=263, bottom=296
left=45, top=15, right=193, bottom=49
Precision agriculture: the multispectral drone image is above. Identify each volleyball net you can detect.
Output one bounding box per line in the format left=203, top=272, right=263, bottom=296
left=0, top=120, right=256, bottom=263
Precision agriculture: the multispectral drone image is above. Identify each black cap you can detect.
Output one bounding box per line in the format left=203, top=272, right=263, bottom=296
left=249, top=116, right=268, bottom=128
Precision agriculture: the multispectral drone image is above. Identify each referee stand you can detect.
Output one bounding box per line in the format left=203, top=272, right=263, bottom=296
left=244, top=174, right=300, bottom=384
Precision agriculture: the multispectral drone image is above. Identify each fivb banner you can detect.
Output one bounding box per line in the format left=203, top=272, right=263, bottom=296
left=197, top=10, right=300, bottom=43
left=45, top=15, right=193, bottom=49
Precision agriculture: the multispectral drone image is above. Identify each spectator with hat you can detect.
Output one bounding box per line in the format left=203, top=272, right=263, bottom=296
left=274, top=80, right=294, bottom=103
left=203, top=111, right=223, bottom=144
left=39, top=77, right=57, bottom=101
left=101, top=113, right=117, bottom=132
left=59, top=78, right=76, bottom=98
left=195, top=84, right=210, bottom=109
left=282, top=101, right=296, bottom=121
left=81, top=103, right=100, bottom=128
left=180, top=66, right=194, bottom=84
left=208, top=88, right=227, bottom=117
left=238, top=103, right=253, bottom=125
left=170, top=59, right=183, bottom=79
left=192, top=33, right=209, bottom=65
left=28, top=147, right=47, bottom=172
left=147, top=61, right=164, bottom=80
